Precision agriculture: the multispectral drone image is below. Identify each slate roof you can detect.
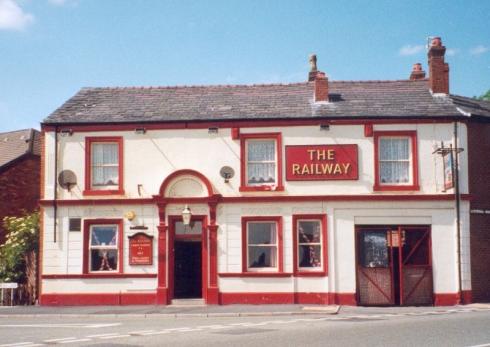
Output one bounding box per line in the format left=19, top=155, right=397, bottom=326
left=0, top=129, right=41, bottom=169
left=449, top=95, right=490, bottom=118
left=43, top=79, right=466, bottom=124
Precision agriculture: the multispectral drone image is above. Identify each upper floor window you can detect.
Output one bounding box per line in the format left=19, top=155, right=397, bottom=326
left=374, top=131, right=419, bottom=191
left=242, top=216, right=283, bottom=273
left=240, top=133, right=283, bottom=191
left=84, top=137, right=124, bottom=195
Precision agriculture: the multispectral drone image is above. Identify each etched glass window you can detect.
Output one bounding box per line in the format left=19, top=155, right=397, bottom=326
left=89, top=225, right=118, bottom=272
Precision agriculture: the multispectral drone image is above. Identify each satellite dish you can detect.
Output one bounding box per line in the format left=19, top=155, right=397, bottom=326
left=220, top=166, right=235, bottom=182
left=58, top=170, right=77, bottom=191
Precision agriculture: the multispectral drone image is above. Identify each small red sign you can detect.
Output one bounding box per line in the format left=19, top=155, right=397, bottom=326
left=128, top=233, right=153, bottom=265
left=286, top=145, right=358, bottom=181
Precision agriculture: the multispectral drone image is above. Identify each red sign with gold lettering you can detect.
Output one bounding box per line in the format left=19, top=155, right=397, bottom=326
left=286, top=145, right=358, bottom=181
left=128, top=233, right=153, bottom=265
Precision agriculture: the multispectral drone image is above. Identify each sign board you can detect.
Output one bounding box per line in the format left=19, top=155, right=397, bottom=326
left=285, top=145, right=358, bottom=181
left=128, top=233, right=153, bottom=265
left=443, top=151, right=454, bottom=190
left=0, top=283, right=18, bottom=289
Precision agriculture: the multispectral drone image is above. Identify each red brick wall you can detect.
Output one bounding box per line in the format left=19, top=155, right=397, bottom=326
left=0, top=156, right=40, bottom=244
left=468, top=121, right=490, bottom=302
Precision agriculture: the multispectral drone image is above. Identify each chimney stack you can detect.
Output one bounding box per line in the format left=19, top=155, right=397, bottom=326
left=314, top=71, right=329, bottom=102
left=428, top=37, right=449, bottom=94
left=410, top=63, right=426, bottom=80
left=308, top=54, right=329, bottom=102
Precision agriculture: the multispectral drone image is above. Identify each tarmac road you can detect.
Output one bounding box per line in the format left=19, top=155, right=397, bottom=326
left=1, top=307, right=490, bottom=346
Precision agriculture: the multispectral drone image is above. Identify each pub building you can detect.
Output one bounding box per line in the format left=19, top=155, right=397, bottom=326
left=39, top=37, right=475, bottom=306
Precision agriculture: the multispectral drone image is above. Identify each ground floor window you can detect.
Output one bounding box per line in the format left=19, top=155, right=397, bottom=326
left=293, top=214, right=328, bottom=276
left=83, top=219, right=123, bottom=274
left=242, top=216, right=283, bottom=273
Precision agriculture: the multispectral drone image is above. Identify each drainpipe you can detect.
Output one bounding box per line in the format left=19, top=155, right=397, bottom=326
left=454, top=121, right=462, bottom=303
left=53, top=126, right=58, bottom=243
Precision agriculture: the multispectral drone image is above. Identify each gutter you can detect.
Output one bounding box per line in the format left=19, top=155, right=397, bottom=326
left=453, top=121, right=463, bottom=303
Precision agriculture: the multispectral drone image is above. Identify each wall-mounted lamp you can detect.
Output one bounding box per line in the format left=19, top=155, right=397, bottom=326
left=208, top=127, right=219, bottom=134
left=182, top=205, right=192, bottom=226
left=320, top=124, right=330, bottom=131
left=134, top=127, right=147, bottom=134
left=59, top=129, right=73, bottom=137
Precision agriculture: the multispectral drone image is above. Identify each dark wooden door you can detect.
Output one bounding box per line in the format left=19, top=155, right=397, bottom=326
left=174, top=241, right=202, bottom=299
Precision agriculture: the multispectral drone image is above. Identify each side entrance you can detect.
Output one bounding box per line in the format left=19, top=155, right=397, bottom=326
left=356, top=225, right=433, bottom=306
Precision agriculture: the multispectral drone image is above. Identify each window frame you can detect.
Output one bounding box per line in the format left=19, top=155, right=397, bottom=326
left=292, top=214, right=328, bottom=277
left=373, top=131, right=419, bottom=191
left=84, top=136, right=124, bottom=196
left=239, top=133, right=284, bottom=192
left=241, top=216, right=283, bottom=274
left=83, top=219, right=124, bottom=274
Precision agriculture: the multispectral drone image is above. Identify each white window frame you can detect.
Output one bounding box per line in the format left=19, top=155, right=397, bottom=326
left=91, top=142, right=120, bottom=189
left=378, top=136, right=413, bottom=186
left=88, top=224, right=119, bottom=273
left=245, top=138, right=278, bottom=187
left=296, top=219, right=324, bottom=272
left=246, top=221, right=279, bottom=272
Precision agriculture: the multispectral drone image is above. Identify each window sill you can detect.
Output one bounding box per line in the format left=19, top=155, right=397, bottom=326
left=294, top=270, right=327, bottom=277
left=42, top=273, right=156, bottom=279
left=239, top=185, right=285, bottom=192
left=219, top=272, right=292, bottom=278
left=373, top=184, right=419, bottom=192
left=83, top=189, right=125, bottom=196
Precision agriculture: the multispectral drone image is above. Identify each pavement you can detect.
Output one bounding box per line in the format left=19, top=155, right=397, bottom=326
left=1, top=302, right=489, bottom=318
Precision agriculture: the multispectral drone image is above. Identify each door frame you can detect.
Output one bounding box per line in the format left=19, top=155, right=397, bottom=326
left=355, top=225, right=433, bottom=306
left=168, top=215, right=208, bottom=302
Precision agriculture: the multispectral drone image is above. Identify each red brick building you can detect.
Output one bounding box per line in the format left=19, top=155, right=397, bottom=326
left=0, top=129, right=41, bottom=244
left=451, top=97, right=490, bottom=302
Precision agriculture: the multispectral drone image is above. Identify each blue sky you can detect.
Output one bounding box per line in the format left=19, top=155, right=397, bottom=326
left=0, top=0, right=489, bottom=132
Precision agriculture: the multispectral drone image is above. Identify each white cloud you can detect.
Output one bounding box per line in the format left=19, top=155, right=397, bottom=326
left=446, top=48, right=458, bottom=56
left=48, top=0, right=67, bottom=5
left=0, top=0, right=34, bottom=31
left=470, top=45, right=489, bottom=56
left=399, top=44, right=425, bottom=56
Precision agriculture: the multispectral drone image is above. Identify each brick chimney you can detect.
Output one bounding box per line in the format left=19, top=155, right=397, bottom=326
left=428, top=37, right=449, bottom=94
left=410, top=63, right=426, bottom=80
left=314, top=71, right=329, bottom=102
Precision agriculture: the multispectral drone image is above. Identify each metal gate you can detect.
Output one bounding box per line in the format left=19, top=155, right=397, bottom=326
left=356, top=226, right=433, bottom=306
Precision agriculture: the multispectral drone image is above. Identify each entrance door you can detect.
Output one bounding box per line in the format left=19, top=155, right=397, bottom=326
left=356, top=226, right=433, bottom=306
left=170, top=218, right=206, bottom=300
left=174, top=241, right=202, bottom=298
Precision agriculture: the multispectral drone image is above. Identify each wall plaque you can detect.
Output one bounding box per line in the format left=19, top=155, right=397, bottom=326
left=285, top=144, right=358, bottom=181
left=128, top=232, right=153, bottom=265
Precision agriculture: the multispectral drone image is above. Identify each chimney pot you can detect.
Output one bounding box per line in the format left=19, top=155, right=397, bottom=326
left=431, top=37, right=442, bottom=47
left=308, top=54, right=318, bottom=81
left=410, top=63, right=426, bottom=80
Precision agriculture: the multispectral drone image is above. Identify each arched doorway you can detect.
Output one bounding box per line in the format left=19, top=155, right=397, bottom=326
left=154, top=169, right=220, bottom=305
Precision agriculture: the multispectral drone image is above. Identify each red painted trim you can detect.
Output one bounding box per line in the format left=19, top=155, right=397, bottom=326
left=218, top=273, right=292, bottom=278
left=461, top=290, right=472, bottom=304
left=158, top=169, right=213, bottom=197
left=42, top=274, right=156, bottom=279
left=239, top=132, right=284, bottom=192
left=364, top=124, right=373, bottom=137
left=84, top=137, right=124, bottom=196
left=41, top=118, right=461, bottom=133
left=39, top=198, right=154, bottom=206
left=373, top=131, right=419, bottom=191
left=292, top=214, right=328, bottom=277
left=328, top=293, right=358, bottom=305
left=241, top=216, right=283, bottom=274
left=40, top=293, right=156, bottom=306
left=231, top=127, right=240, bottom=140
left=219, top=292, right=357, bottom=305
left=38, top=193, right=471, bottom=208
left=434, top=293, right=460, bottom=306
left=83, top=219, right=124, bottom=274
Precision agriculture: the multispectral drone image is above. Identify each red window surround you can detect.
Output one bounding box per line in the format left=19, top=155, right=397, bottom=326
left=83, top=219, right=124, bottom=275
left=239, top=132, right=284, bottom=192
left=292, top=214, right=328, bottom=277
left=373, top=130, right=419, bottom=191
left=84, top=136, right=124, bottom=196
left=241, top=216, right=284, bottom=274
